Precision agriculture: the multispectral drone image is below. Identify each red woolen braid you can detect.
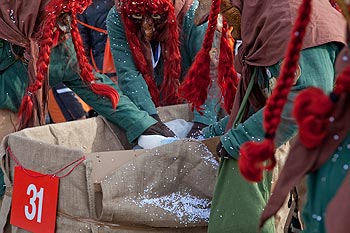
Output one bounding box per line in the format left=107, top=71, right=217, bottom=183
left=293, top=66, right=350, bottom=149
left=70, top=10, right=119, bottom=108
left=239, top=0, right=312, bottom=182
left=121, top=13, right=161, bottom=106
left=160, top=2, right=181, bottom=105
left=218, top=20, right=238, bottom=114
left=18, top=9, right=58, bottom=129
left=178, top=0, right=221, bottom=113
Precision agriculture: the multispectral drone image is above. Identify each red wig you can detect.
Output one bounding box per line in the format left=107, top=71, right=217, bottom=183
left=117, top=0, right=181, bottom=106
left=238, top=0, right=312, bottom=182
left=218, top=21, right=239, bottom=114
left=178, top=0, right=238, bottom=114
left=18, top=0, right=119, bottom=129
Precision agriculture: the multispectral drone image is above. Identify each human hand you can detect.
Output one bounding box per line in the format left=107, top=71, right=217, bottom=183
left=186, top=122, right=207, bottom=139
left=142, top=121, right=176, bottom=138
left=216, top=141, right=230, bottom=159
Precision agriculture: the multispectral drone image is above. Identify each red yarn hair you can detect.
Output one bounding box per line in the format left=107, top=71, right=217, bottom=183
left=69, top=2, right=119, bottom=108
left=18, top=2, right=58, bottom=129
left=178, top=0, right=220, bottom=113
left=118, top=0, right=181, bottom=106
left=18, top=0, right=119, bottom=129
left=239, top=0, right=312, bottom=182
left=178, top=0, right=238, bottom=114
left=218, top=21, right=239, bottom=114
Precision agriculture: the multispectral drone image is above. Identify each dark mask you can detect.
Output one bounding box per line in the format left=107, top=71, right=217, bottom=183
left=123, top=0, right=170, bottom=41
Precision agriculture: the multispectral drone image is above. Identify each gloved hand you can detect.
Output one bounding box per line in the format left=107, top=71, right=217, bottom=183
left=216, top=141, right=230, bottom=160
left=142, top=121, right=176, bottom=138
left=186, top=122, right=207, bottom=139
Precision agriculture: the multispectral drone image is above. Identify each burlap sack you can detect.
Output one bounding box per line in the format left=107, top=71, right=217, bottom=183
left=0, top=110, right=17, bottom=143
left=95, top=139, right=218, bottom=231
left=0, top=104, right=218, bottom=233
left=0, top=116, right=124, bottom=233
left=157, top=104, right=194, bottom=123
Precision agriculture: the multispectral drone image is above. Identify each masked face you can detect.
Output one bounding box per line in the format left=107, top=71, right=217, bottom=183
left=123, top=0, right=170, bottom=41
left=132, top=13, right=168, bottom=41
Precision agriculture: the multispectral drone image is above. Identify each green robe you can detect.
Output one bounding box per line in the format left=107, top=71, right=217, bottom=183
left=203, top=43, right=341, bottom=233
left=49, top=38, right=157, bottom=143
left=0, top=38, right=159, bottom=198
left=301, top=133, right=350, bottom=233
left=0, top=39, right=28, bottom=112
left=203, top=43, right=340, bottom=155
left=0, top=37, right=156, bottom=144
left=0, top=39, right=28, bottom=198
left=107, top=0, right=220, bottom=126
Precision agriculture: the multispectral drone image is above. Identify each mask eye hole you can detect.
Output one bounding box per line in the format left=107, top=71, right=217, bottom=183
left=131, top=14, right=143, bottom=19
left=151, top=14, right=161, bottom=19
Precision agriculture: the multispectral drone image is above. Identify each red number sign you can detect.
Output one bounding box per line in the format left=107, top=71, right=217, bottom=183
left=10, top=166, right=59, bottom=233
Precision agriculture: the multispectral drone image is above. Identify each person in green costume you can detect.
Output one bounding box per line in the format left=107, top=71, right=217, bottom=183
left=185, top=0, right=347, bottom=232
left=260, top=1, right=350, bottom=232
left=0, top=39, right=28, bottom=200
left=106, top=0, right=223, bottom=138
left=0, top=0, right=175, bottom=202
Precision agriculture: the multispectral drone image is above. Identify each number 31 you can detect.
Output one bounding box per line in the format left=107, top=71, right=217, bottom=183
left=25, top=184, right=44, bottom=223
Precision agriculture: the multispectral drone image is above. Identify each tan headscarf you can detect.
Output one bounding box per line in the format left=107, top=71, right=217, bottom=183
left=226, top=0, right=347, bottom=129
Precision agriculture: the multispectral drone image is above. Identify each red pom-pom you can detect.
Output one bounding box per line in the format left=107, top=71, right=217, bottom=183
left=239, top=139, right=276, bottom=182
left=293, top=87, right=333, bottom=148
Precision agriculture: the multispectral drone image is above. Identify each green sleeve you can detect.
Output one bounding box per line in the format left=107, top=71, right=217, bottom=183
left=106, top=7, right=157, bottom=115
left=202, top=116, right=229, bottom=138
left=0, top=40, right=28, bottom=112
left=222, top=91, right=299, bottom=159
left=180, top=2, right=220, bottom=125
left=49, top=39, right=157, bottom=143
left=302, top=133, right=350, bottom=233
left=221, top=43, right=340, bottom=159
